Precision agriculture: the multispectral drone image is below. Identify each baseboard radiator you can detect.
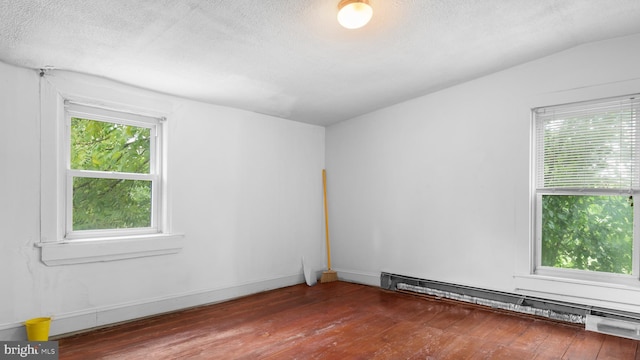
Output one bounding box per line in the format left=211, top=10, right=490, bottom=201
left=380, top=272, right=640, bottom=340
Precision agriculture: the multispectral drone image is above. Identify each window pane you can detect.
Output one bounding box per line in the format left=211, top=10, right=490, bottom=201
left=72, top=177, right=152, bottom=230
left=70, top=117, right=151, bottom=173
left=541, top=195, right=633, bottom=275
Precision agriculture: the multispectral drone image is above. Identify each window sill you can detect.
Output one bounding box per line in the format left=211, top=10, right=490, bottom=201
left=513, top=274, right=640, bottom=313
left=36, top=233, right=185, bottom=266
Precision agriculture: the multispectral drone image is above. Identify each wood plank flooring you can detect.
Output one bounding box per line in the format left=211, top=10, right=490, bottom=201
left=56, top=281, right=639, bottom=359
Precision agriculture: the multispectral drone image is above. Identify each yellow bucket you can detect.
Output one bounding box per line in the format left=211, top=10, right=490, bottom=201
left=25, top=317, right=51, bottom=341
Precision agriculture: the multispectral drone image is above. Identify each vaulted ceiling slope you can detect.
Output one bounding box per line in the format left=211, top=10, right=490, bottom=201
left=2, top=1, right=640, bottom=126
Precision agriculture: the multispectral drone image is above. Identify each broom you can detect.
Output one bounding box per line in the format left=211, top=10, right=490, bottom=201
left=321, top=169, right=338, bottom=283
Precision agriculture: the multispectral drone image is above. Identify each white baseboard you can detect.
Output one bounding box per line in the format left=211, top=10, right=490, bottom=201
left=334, top=268, right=380, bottom=287
left=0, top=273, right=305, bottom=341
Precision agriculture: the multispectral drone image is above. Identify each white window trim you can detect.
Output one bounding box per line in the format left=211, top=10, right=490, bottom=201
left=38, top=72, right=183, bottom=266
left=530, top=93, right=640, bottom=286
left=515, top=79, right=640, bottom=314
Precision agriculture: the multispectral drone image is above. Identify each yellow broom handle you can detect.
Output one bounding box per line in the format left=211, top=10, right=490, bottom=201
left=323, top=169, right=332, bottom=270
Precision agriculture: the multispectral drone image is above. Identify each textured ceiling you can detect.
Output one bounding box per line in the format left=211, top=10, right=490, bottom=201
left=2, top=1, right=640, bottom=126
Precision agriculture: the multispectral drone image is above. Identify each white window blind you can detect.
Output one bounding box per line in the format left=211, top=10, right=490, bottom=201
left=535, top=95, right=640, bottom=190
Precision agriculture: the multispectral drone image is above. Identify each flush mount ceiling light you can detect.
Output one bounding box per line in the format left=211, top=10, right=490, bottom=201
left=337, top=0, right=373, bottom=29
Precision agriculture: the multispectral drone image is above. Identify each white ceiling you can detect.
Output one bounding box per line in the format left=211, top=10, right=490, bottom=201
left=2, top=1, right=640, bottom=126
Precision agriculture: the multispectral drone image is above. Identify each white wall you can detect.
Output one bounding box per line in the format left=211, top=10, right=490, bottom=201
left=0, top=62, right=325, bottom=339
left=326, top=33, right=640, bottom=312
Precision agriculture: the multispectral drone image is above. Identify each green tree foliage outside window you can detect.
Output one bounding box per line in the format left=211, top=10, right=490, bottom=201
left=70, top=117, right=152, bottom=231
left=541, top=195, right=633, bottom=275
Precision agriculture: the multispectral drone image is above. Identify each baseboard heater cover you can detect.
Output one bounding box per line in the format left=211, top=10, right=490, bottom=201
left=381, top=272, right=640, bottom=340
left=586, top=315, right=640, bottom=340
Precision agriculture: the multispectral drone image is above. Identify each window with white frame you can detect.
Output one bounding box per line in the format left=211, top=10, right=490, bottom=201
left=38, top=74, right=183, bottom=266
left=533, top=94, right=640, bottom=283
left=64, top=102, right=162, bottom=239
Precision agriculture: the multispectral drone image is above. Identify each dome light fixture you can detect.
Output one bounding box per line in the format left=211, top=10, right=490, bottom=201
left=337, top=0, right=373, bottom=30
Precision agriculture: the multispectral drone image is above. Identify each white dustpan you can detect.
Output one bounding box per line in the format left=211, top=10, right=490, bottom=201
left=302, top=256, right=317, bottom=286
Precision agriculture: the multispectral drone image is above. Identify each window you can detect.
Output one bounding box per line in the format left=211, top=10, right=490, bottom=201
left=38, top=74, right=183, bottom=266
left=533, top=94, right=640, bottom=283
left=65, top=102, right=162, bottom=238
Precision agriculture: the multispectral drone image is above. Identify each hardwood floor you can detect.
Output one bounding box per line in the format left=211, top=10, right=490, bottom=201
left=57, top=281, right=639, bottom=359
